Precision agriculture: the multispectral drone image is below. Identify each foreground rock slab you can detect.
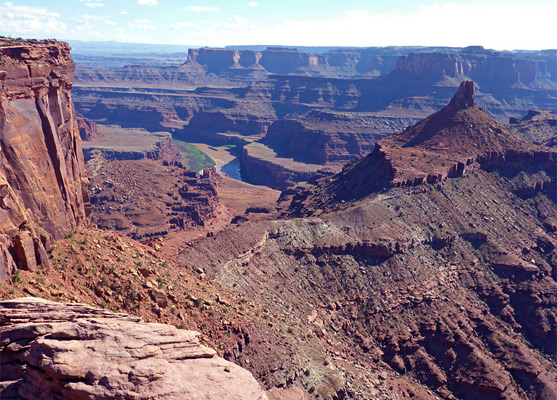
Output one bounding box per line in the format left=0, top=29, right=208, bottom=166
left=0, top=297, right=267, bottom=400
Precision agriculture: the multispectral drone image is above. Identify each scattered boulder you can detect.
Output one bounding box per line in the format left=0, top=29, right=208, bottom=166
left=149, top=288, right=169, bottom=307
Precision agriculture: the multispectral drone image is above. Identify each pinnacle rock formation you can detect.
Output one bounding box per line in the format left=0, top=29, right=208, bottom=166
left=0, top=298, right=268, bottom=400
left=446, top=80, right=476, bottom=110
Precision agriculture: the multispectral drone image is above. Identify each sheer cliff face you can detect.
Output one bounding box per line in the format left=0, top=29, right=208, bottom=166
left=394, top=51, right=556, bottom=90
left=0, top=39, right=90, bottom=281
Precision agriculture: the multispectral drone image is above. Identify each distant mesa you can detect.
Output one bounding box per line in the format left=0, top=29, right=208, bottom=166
left=460, top=45, right=494, bottom=54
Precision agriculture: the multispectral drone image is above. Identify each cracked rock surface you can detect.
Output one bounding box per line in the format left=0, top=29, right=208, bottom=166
left=0, top=297, right=267, bottom=400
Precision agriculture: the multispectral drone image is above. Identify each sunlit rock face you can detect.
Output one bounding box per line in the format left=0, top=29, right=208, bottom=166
left=0, top=39, right=90, bottom=281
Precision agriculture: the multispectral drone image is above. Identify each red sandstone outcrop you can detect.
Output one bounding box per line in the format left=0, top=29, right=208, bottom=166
left=0, top=39, right=90, bottom=281
left=0, top=297, right=267, bottom=399
left=76, top=113, right=102, bottom=140
left=89, top=158, right=226, bottom=241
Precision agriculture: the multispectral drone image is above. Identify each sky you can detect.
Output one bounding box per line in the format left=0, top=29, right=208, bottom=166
left=1, top=1, right=556, bottom=50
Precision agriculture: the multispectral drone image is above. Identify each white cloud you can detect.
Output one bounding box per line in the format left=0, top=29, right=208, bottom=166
left=214, top=15, right=250, bottom=29
left=120, top=11, right=130, bottom=15
left=73, top=14, right=116, bottom=26
left=128, top=18, right=155, bottom=30
left=80, top=0, right=105, bottom=4
left=0, top=2, right=66, bottom=38
left=186, top=6, right=219, bottom=12
left=113, top=27, right=153, bottom=43
left=171, top=22, right=202, bottom=30
left=183, top=1, right=557, bottom=50
left=248, top=2, right=259, bottom=6
left=137, top=0, right=157, bottom=6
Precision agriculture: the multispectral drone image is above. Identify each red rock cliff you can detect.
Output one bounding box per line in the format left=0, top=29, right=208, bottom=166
left=0, top=39, right=90, bottom=281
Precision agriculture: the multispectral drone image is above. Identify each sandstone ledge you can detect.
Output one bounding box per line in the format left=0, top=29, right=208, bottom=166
left=242, top=142, right=325, bottom=190
left=0, top=298, right=267, bottom=400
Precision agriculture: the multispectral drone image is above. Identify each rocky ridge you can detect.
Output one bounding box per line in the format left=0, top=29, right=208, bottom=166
left=0, top=297, right=267, bottom=400
left=2, top=38, right=556, bottom=399
left=289, top=81, right=556, bottom=209
left=0, top=39, right=90, bottom=281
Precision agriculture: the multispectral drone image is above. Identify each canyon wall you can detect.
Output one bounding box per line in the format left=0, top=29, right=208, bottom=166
left=185, top=46, right=466, bottom=78
left=394, top=48, right=555, bottom=90
left=241, top=143, right=323, bottom=190
left=0, top=39, right=90, bottom=281
left=262, top=111, right=417, bottom=165
left=76, top=113, right=101, bottom=140
left=73, top=46, right=556, bottom=191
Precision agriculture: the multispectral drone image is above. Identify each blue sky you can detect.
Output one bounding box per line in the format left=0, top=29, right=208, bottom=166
left=1, top=1, right=556, bottom=49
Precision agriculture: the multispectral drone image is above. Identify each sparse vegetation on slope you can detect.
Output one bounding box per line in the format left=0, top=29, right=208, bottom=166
left=173, top=139, right=217, bottom=172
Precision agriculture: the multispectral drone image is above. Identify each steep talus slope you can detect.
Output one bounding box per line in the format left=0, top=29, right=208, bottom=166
left=0, top=298, right=267, bottom=400
left=177, top=82, right=557, bottom=399
left=507, top=110, right=557, bottom=148
left=88, top=159, right=227, bottom=241
left=0, top=39, right=90, bottom=281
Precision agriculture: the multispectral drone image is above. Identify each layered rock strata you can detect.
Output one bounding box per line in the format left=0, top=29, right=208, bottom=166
left=0, top=297, right=267, bottom=400
left=76, top=113, right=101, bottom=140
left=241, top=142, right=326, bottom=190
left=262, top=111, right=418, bottom=165
left=507, top=110, right=557, bottom=148
left=82, top=125, right=182, bottom=163
left=89, top=158, right=226, bottom=241
left=0, top=39, right=90, bottom=281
